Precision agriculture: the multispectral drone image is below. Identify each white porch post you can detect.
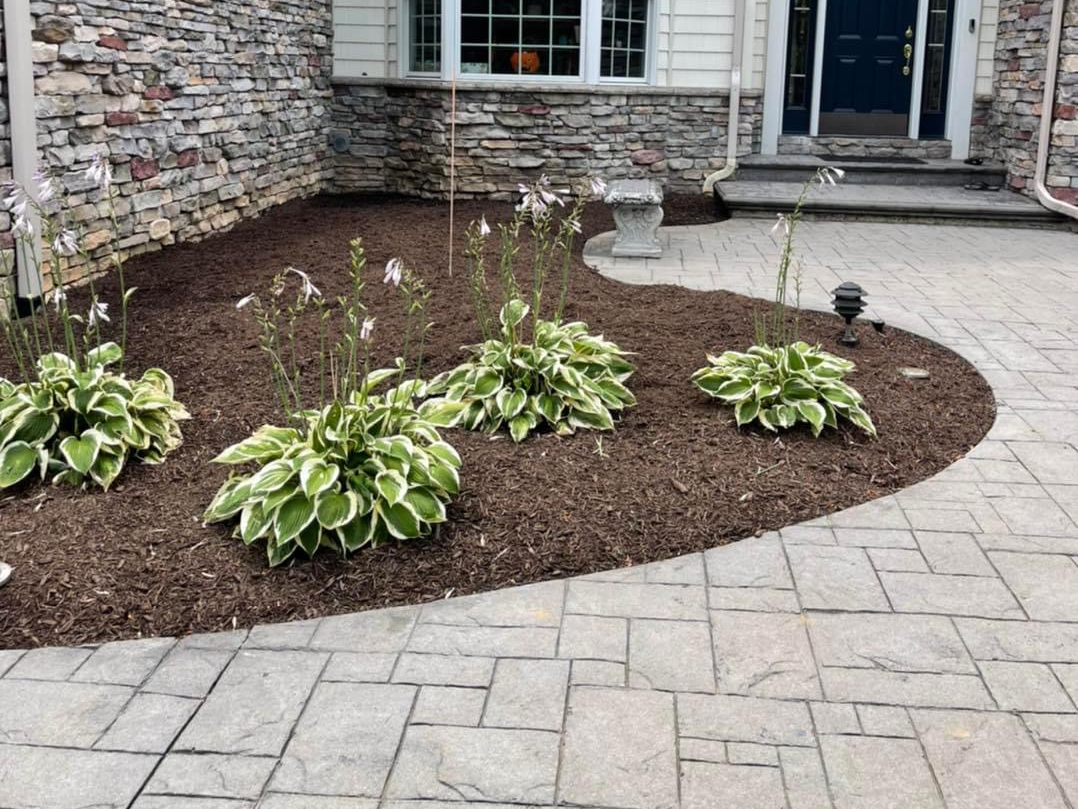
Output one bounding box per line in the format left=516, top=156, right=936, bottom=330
left=3, top=0, right=43, bottom=300
left=907, top=0, right=929, bottom=139
left=761, top=0, right=790, bottom=154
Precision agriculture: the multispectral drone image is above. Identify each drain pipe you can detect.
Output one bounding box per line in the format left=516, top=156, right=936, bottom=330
left=702, top=0, right=748, bottom=194
left=3, top=0, right=44, bottom=300
left=1033, top=0, right=1078, bottom=221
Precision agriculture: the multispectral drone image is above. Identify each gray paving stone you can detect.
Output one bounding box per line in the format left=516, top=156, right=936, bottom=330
left=829, top=497, right=910, bottom=530
left=821, top=735, right=943, bottom=809
left=141, top=646, right=235, bottom=698
left=1010, top=441, right=1078, bottom=485
left=260, top=797, right=377, bottom=809
left=678, top=693, right=815, bottom=747
left=833, top=528, right=918, bottom=549
left=565, top=581, right=708, bottom=620
left=244, top=618, right=322, bottom=649
left=709, top=586, right=802, bottom=612
left=95, top=693, right=200, bottom=753
left=726, top=741, right=780, bottom=766
left=131, top=798, right=253, bottom=809
left=780, top=746, right=833, bottom=809
left=1040, top=742, right=1078, bottom=806
left=320, top=651, right=397, bottom=682
left=5, top=646, right=92, bottom=681
left=989, top=551, right=1078, bottom=620
left=879, top=572, right=1024, bottom=618
left=407, top=624, right=558, bottom=657
left=419, top=580, right=564, bottom=627
left=811, top=701, right=860, bottom=735
left=557, top=614, right=627, bottom=661
left=271, top=682, right=415, bottom=797
left=1053, top=664, right=1078, bottom=705
left=980, top=661, right=1076, bottom=712
left=820, top=668, right=994, bottom=709
left=560, top=688, right=678, bottom=809
left=1024, top=711, right=1078, bottom=743
left=0, top=650, right=25, bottom=677
left=681, top=761, right=787, bottom=809
left=976, top=531, right=1078, bottom=555
left=177, top=630, right=249, bottom=651
left=143, top=753, right=276, bottom=800
left=913, top=710, right=1069, bottom=809
left=308, top=605, right=418, bottom=652
left=868, top=547, right=930, bottom=572
left=807, top=612, right=975, bottom=674
left=483, top=658, right=569, bottom=730
left=679, top=736, right=728, bottom=763
left=856, top=704, right=915, bottom=738
left=386, top=725, right=559, bottom=803
left=0, top=745, right=156, bottom=809
left=712, top=611, right=820, bottom=699
left=411, top=685, right=487, bottom=726
left=177, top=650, right=326, bottom=756
left=786, top=546, right=891, bottom=612
left=956, top=618, right=1078, bottom=662
left=992, top=495, right=1078, bottom=536
left=0, top=679, right=132, bottom=747
left=391, top=652, right=494, bottom=687
left=72, top=638, right=176, bottom=686
left=570, top=659, right=625, bottom=686
left=645, top=553, right=707, bottom=584
left=915, top=532, right=995, bottom=576
left=629, top=618, right=715, bottom=693
left=781, top=525, right=839, bottom=545
left=704, top=535, right=792, bottom=588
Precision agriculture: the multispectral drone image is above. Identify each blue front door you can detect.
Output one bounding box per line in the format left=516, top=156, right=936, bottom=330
left=819, top=0, right=919, bottom=135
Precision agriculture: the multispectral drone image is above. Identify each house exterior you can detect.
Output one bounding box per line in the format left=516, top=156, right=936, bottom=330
left=330, top=0, right=1078, bottom=202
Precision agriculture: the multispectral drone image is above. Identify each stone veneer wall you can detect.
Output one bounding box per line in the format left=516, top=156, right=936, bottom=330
left=331, top=81, right=763, bottom=197
left=3, top=0, right=333, bottom=287
left=990, top=0, right=1078, bottom=203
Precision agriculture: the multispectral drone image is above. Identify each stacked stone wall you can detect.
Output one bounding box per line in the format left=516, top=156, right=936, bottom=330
left=331, top=80, right=763, bottom=197
left=991, top=0, right=1078, bottom=203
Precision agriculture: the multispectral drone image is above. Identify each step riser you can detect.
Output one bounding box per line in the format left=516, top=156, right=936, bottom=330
left=722, top=202, right=1065, bottom=228
left=736, top=167, right=1006, bottom=187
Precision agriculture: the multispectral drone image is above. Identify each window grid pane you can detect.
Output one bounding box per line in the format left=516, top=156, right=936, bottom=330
left=600, top=0, right=648, bottom=79
left=411, top=0, right=442, bottom=73
left=460, top=0, right=582, bottom=77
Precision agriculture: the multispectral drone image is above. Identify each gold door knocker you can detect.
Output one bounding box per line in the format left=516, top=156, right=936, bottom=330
left=902, top=42, right=913, bottom=76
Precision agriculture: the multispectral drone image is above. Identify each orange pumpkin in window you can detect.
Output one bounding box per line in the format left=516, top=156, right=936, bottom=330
left=511, top=50, right=541, bottom=74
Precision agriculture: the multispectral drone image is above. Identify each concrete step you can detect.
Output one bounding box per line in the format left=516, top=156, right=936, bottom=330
left=714, top=180, right=1067, bottom=227
left=736, top=154, right=1007, bottom=188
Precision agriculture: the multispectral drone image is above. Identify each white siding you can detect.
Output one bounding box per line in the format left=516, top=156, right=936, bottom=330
left=657, top=0, right=737, bottom=88
left=334, top=0, right=397, bottom=79
left=749, top=0, right=770, bottom=91
left=976, top=0, right=999, bottom=97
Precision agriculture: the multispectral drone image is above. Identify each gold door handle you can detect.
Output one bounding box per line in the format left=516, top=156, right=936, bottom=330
left=902, top=42, right=913, bottom=76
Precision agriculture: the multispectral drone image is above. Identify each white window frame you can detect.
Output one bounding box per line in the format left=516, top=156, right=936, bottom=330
left=399, top=0, right=657, bottom=85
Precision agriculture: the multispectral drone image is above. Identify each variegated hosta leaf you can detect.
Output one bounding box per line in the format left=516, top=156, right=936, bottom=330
left=0, top=348, right=187, bottom=491
left=693, top=342, right=876, bottom=437
left=205, top=373, right=460, bottom=566
left=426, top=298, right=635, bottom=443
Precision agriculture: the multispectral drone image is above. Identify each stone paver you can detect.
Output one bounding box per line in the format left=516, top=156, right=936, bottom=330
left=5, top=220, right=1078, bottom=807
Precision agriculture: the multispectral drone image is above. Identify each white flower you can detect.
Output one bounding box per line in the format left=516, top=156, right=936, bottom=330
left=516, top=185, right=548, bottom=218
left=817, top=166, right=845, bottom=187
left=286, top=266, right=321, bottom=303
left=11, top=211, right=33, bottom=239
left=479, top=216, right=491, bottom=237
left=771, top=213, right=790, bottom=236
left=830, top=166, right=846, bottom=179
left=52, top=229, right=79, bottom=257
left=384, top=257, right=403, bottom=287
left=236, top=293, right=256, bottom=310
left=590, top=176, right=608, bottom=197
left=86, top=152, right=113, bottom=192
left=33, top=170, right=57, bottom=203
left=88, top=300, right=110, bottom=328
left=50, top=288, right=67, bottom=311
left=360, top=316, right=376, bottom=342
left=566, top=215, right=582, bottom=235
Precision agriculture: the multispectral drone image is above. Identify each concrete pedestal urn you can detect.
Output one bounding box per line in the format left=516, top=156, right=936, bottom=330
left=604, top=179, right=665, bottom=258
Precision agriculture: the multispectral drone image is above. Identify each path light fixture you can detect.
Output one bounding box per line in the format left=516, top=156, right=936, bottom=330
left=831, top=282, right=867, bottom=347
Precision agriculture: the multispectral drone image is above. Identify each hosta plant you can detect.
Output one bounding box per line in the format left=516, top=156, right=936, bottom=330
left=0, top=344, right=188, bottom=490
left=425, top=299, right=635, bottom=442
left=205, top=240, right=465, bottom=565
left=428, top=174, right=636, bottom=442
left=692, top=342, right=876, bottom=437
left=203, top=372, right=461, bottom=566
left=0, top=154, right=188, bottom=491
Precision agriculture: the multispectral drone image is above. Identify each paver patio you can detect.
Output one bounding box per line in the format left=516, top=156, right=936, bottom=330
left=2, top=218, right=1078, bottom=808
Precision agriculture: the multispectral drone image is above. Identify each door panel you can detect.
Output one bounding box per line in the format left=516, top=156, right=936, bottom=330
left=819, top=0, right=918, bottom=135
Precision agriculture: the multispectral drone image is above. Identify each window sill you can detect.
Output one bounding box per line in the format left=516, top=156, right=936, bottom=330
left=332, top=75, right=743, bottom=97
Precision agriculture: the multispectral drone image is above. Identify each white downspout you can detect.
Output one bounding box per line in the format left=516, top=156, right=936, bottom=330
left=703, top=0, right=748, bottom=193
left=3, top=0, right=44, bottom=299
left=1033, top=0, right=1078, bottom=221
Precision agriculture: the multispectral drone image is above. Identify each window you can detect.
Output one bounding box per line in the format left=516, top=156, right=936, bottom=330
left=460, top=0, right=583, bottom=77
left=600, top=0, right=648, bottom=79
left=411, top=0, right=443, bottom=73
left=405, top=0, right=652, bottom=83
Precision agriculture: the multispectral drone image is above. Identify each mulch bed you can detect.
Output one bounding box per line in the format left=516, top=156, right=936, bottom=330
left=0, top=193, right=994, bottom=648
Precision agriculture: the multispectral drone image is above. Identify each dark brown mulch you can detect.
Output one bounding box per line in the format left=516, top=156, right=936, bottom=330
left=0, top=194, right=994, bottom=648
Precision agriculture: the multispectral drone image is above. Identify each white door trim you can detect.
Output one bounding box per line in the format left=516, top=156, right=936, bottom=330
left=808, top=0, right=827, bottom=135
left=945, top=0, right=979, bottom=159
left=761, top=0, right=790, bottom=154
left=908, top=0, right=929, bottom=138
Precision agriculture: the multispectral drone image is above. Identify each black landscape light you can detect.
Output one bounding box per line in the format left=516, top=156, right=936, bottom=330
left=831, top=282, right=867, bottom=347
